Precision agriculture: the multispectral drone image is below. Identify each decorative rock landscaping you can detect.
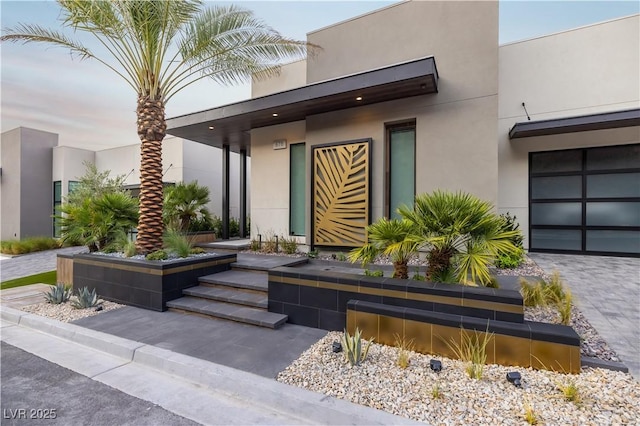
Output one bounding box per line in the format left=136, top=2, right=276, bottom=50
left=278, top=331, right=640, bottom=425
left=21, top=300, right=124, bottom=323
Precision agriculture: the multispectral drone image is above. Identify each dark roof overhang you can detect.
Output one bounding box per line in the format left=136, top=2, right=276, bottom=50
left=166, top=56, right=438, bottom=154
left=509, top=108, right=640, bottom=139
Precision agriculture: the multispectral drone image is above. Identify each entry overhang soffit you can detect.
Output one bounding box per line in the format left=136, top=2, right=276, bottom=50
left=166, top=56, right=439, bottom=154
left=509, top=108, right=640, bottom=139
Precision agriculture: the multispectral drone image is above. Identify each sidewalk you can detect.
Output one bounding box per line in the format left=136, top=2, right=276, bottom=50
left=0, top=246, right=87, bottom=282
left=0, top=306, right=420, bottom=425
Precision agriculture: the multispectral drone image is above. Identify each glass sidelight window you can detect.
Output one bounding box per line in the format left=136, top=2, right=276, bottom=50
left=387, top=122, right=416, bottom=219
left=290, top=143, right=306, bottom=236
left=53, top=181, right=62, bottom=237
left=529, top=144, right=640, bottom=256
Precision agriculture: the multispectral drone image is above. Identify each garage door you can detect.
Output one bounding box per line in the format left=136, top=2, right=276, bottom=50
left=529, top=144, right=640, bottom=256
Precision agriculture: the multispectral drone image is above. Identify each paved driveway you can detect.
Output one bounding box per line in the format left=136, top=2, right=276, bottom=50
left=530, top=253, right=640, bottom=379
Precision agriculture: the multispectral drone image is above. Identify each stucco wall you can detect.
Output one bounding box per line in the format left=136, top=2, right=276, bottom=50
left=497, top=15, right=640, bottom=246
left=251, top=60, right=307, bottom=98
left=52, top=146, right=95, bottom=200
left=249, top=0, right=499, bottom=245
left=0, top=128, right=58, bottom=239
left=1, top=128, right=22, bottom=240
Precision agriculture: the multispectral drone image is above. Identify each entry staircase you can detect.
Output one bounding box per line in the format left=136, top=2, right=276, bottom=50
left=166, top=254, right=307, bottom=329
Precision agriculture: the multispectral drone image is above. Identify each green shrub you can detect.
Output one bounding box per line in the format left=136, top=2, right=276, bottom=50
left=261, top=232, right=278, bottom=253
left=250, top=238, right=261, bottom=251
left=190, top=247, right=206, bottom=254
left=229, top=217, right=240, bottom=238
left=146, top=250, right=168, bottom=261
left=342, top=328, right=374, bottom=366
left=0, top=237, right=60, bottom=255
left=364, top=269, right=384, bottom=277
left=520, top=271, right=568, bottom=309
left=495, top=247, right=525, bottom=269
left=499, top=212, right=524, bottom=248
left=71, top=287, right=100, bottom=309
left=334, top=252, right=347, bottom=262
left=163, top=181, right=212, bottom=232
left=123, top=240, right=137, bottom=257
left=307, top=250, right=318, bottom=259
left=280, top=236, right=298, bottom=254
left=44, top=283, right=72, bottom=304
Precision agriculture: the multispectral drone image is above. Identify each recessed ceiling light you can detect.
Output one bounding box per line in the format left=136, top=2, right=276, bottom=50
left=208, top=126, right=215, bottom=130
left=272, top=113, right=278, bottom=117
left=356, top=96, right=362, bottom=101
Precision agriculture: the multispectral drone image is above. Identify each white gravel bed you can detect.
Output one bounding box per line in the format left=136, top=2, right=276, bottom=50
left=21, top=300, right=124, bottom=323
left=278, top=332, right=639, bottom=425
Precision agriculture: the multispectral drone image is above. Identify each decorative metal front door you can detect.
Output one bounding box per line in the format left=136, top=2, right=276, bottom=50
left=312, top=139, right=370, bottom=247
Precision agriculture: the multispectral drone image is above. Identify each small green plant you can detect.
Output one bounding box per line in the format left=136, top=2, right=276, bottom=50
left=249, top=238, right=261, bottom=251
left=364, top=269, right=384, bottom=277
left=307, top=250, right=318, bottom=259
left=444, top=326, right=493, bottom=379
left=44, top=283, right=72, bottom=304
left=280, top=235, right=299, bottom=254
left=430, top=267, right=457, bottom=284
left=485, top=276, right=500, bottom=289
left=394, top=333, right=414, bottom=369
left=411, top=267, right=426, bottom=281
left=557, top=379, right=581, bottom=404
left=523, top=400, right=539, bottom=425
left=190, top=247, right=206, bottom=254
left=164, top=228, right=193, bottom=257
left=495, top=247, right=525, bottom=269
left=146, top=250, right=168, bottom=261
left=123, top=240, right=137, bottom=257
left=341, top=328, right=374, bottom=366
left=262, top=232, right=278, bottom=253
left=431, top=382, right=444, bottom=400
left=71, top=286, right=100, bottom=309
left=335, top=252, right=347, bottom=262
left=520, top=271, right=568, bottom=311
left=0, top=237, right=61, bottom=255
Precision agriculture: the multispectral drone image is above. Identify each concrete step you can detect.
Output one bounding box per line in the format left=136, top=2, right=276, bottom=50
left=183, top=286, right=267, bottom=309
left=167, top=297, right=288, bottom=329
left=199, top=270, right=268, bottom=292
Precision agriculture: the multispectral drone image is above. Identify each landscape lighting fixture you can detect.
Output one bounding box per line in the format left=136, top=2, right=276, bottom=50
left=506, top=371, right=522, bottom=387
left=208, top=126, right=214, bottom=130
left=332, top=341, right=343, bottom=353
left=272, top=113, right=278, bottom=117
left=355, top=96, right=362, bottom=101
left=430, top=359, right=442, bottom=372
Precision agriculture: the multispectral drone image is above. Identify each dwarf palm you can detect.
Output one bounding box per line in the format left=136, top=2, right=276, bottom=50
left=349, top=218, right=418, bottom=279
left=164, top=181, right=212, bottom=231
left=399, top=191, right=519, bottom=285
left=2, top=1, right=313, bottom=253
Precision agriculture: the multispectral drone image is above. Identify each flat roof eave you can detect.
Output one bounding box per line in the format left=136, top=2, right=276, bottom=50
left=166, top=56, right=439, bottom=153
left=509, top=108, right=640, bottom=139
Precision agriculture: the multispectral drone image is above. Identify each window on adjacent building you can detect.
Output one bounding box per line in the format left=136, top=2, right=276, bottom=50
left=386, top=122, right=416, bottom=219
left=68, top=180, right=80, bottom=194
left=53, top=181, right=62, bottom=238
left=290, top=143, right=306, bottom=236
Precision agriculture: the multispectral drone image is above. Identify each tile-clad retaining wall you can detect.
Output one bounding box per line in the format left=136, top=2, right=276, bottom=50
left=347, top=300, right=581, bottom=373
left=267, top=267, right=524, bottom=330
left=73, top=253, right=236, bottom=311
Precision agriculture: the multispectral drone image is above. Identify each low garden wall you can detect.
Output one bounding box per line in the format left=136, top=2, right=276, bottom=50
left=268, top=267, right=580, bottom=373
left=73, top=252, right=236, bottom=311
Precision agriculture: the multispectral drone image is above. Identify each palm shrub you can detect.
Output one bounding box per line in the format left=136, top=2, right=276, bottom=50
left=2, top=2, right=314, bottom=254
left=398, top=191, right=519, bottom=286
left=164, top=181, right=213, bottom=232
left=58, top=192, right=138, bottom=252
left=349, top=218, right=418, bottom=279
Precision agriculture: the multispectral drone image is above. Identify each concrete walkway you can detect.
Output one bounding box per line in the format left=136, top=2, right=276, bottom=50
left=0, top=246, right=87, bottom=282
left=530, top=253, right=640, bottom=379
left=0, top=307, right=419, bottom=425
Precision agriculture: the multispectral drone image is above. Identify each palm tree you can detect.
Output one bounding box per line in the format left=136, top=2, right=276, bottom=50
left=163, top=181, right=212, bottom=232
left=399, top=191, right=519, bottom=285
left=2, top=0, right=313, bottom=253
left=349, top=218, right=418, bottom=279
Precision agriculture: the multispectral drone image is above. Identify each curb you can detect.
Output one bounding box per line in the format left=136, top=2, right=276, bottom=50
left=0, top=305, right=420, bottom=425
left=581, top=355, right=629, bottom=373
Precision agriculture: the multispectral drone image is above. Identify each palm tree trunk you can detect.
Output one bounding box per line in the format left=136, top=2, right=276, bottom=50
left=426, top=247, right=453, bottom=281
left=393, top=261, right=409, bottom=279
left=135, top=95, right=166, bottom=254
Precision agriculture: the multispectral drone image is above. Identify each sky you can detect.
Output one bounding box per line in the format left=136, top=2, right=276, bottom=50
left=1, top=0, right=638, bottom=151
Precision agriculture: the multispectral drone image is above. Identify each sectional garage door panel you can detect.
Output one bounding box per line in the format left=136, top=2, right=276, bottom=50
left=529, top=144, right=640, bottom=256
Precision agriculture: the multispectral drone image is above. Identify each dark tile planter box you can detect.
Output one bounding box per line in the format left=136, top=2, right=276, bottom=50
left=72, top=253, right=236, bottom=311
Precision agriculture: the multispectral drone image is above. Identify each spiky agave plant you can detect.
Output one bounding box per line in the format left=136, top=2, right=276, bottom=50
left=341, top=328, right=374, bottom=366
left=71, top=287, right=101, bottom=309
left=44, top=283, right=72, bottom=305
